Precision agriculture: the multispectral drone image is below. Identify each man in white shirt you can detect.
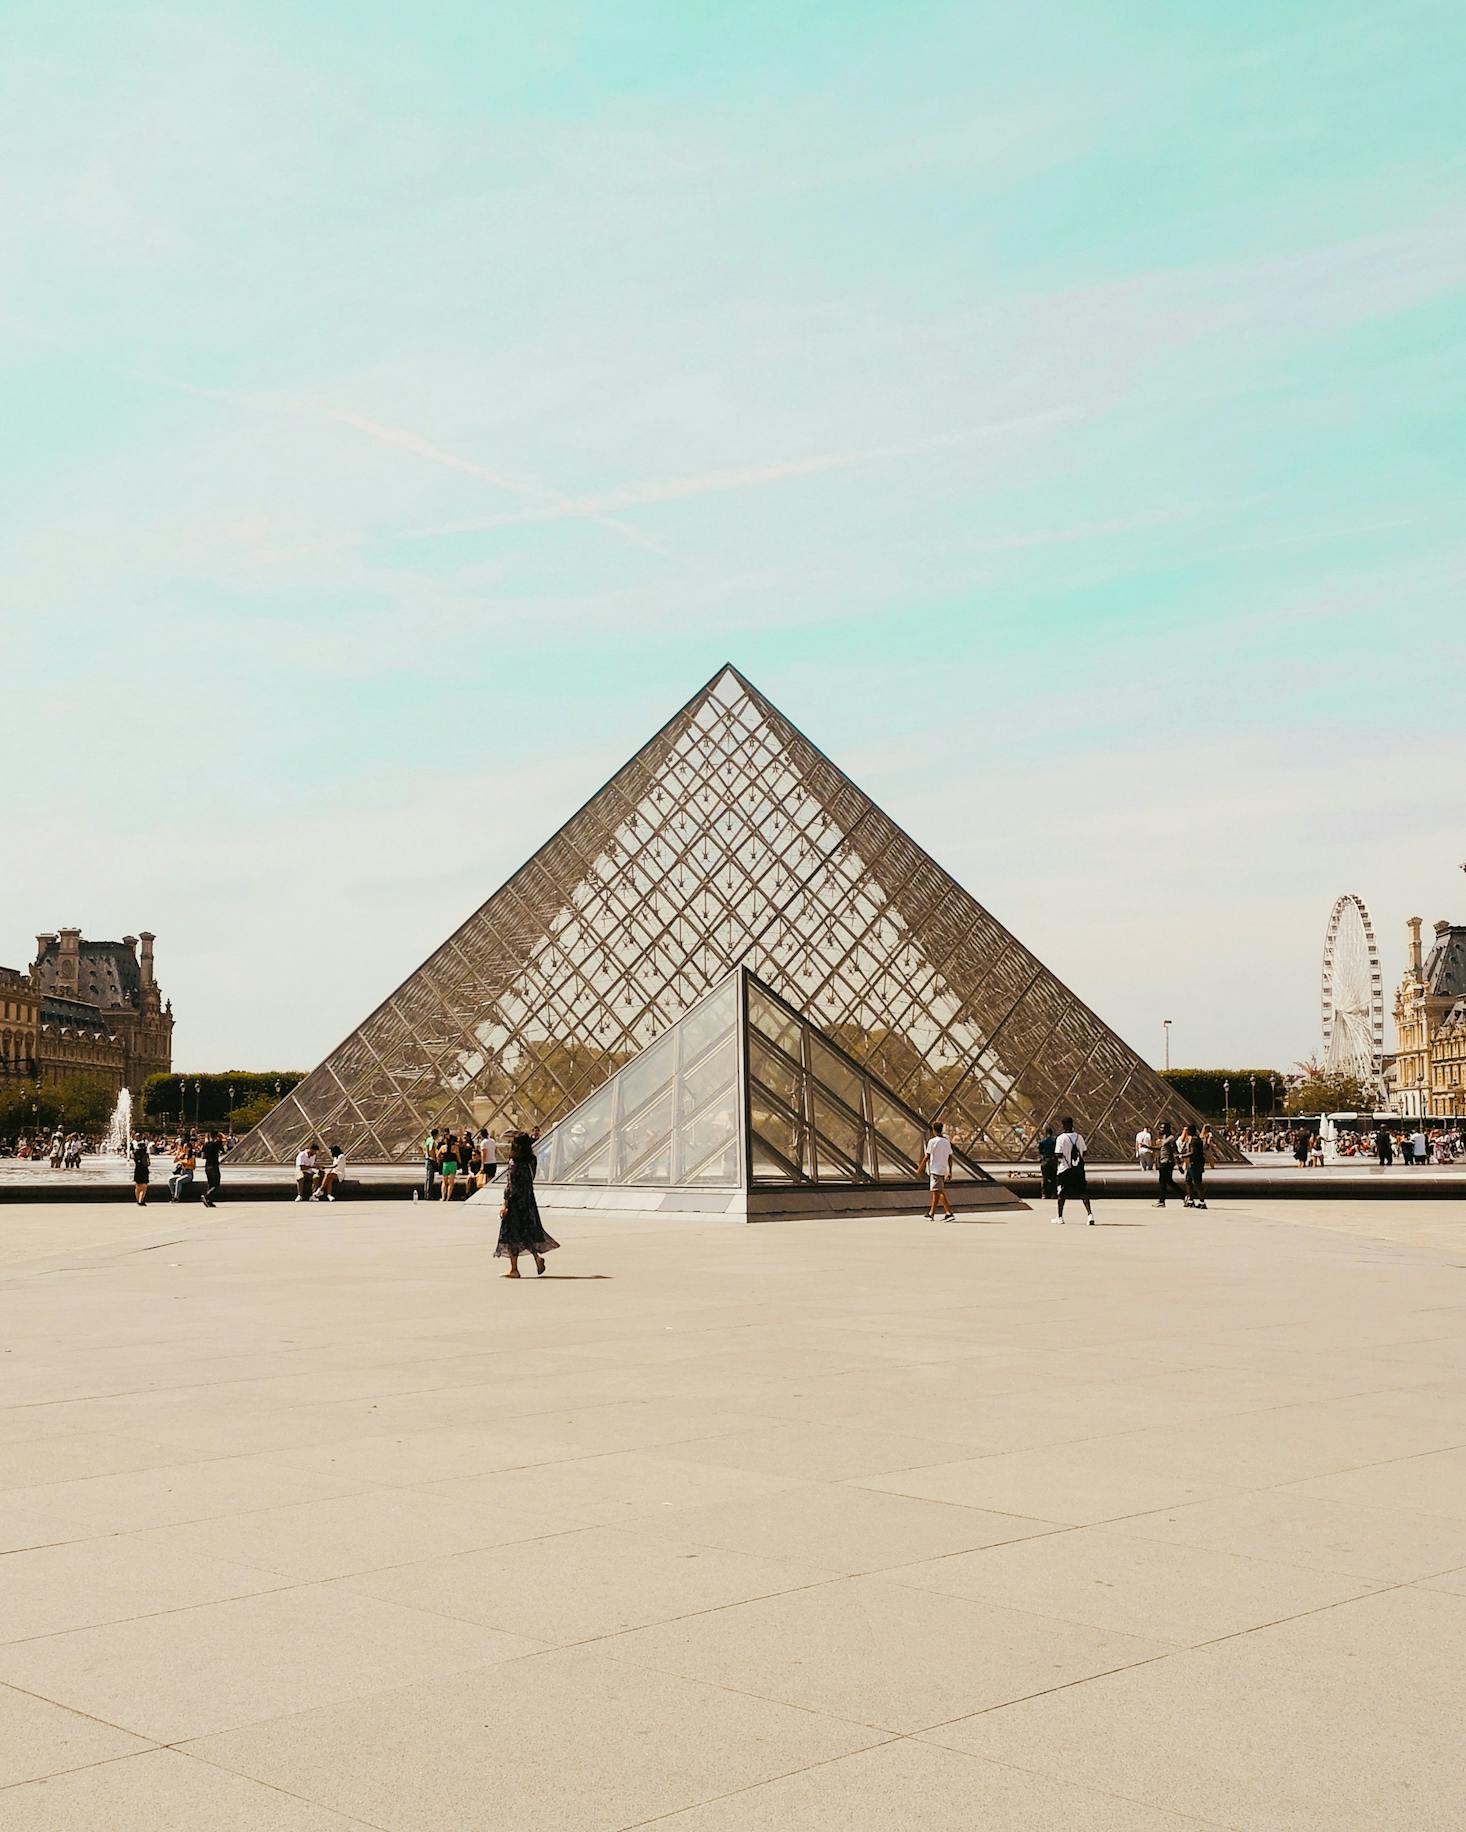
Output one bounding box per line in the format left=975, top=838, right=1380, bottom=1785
left=923, top=1122, right=955, bottom=1219
left=294, top=1143, right=316, bottom=1202
left=1135, top=1126, right=1153, bottom=1172
left=1053, top=1116, right=1095, bottom=1225
left=1409, top=1127, right=1428, bottom=1164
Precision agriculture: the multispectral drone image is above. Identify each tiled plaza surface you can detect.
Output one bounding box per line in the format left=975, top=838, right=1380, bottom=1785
left=1, top=1190, right=1464, bottom=1829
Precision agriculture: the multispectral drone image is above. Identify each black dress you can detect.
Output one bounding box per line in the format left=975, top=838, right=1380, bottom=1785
left=494, top=1158, right=559, bottom=1259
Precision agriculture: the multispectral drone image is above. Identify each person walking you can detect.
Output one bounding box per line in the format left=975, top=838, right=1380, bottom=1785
left=1375, top=1123, right=1393, bottom=1167
left=131, top=1136, right=151, bottom=1207
left=1135, top=1124, right=1154, bottom=1173
left=1182, top=1122, right=1208, bottom=1208
left=1037, top=1124, right=1058, bottom=1200
left=1154, top=1120, right=1180, bottom=1206
left=200, top=1130, right=224, bottom=1208
left=422, top=1127, right=441, bottom=1201
left=294, top=1143, right=317, bottom=1201
left=922, top=1120, right=955, bottom=1219
left=169, top=1138, right=196, bottom=1202
left=1053, top=1117, right=1094, bottom=1224
left=495, top=1132, right=559, bottom=1276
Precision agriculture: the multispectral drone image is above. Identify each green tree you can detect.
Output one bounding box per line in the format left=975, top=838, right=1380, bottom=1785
left=1160, top=1069, right=1286, bottom=1119
left=0, top=1074, right=117, bottom=1140
left=142, top=1071, right=306, bottom=1129
left=1283, top=1071, right=1372, bottom=1116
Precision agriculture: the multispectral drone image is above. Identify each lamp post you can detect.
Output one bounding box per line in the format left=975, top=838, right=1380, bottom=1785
left=1249, top=1074, right=1257, bottom=1125
left=1223, top=1078, right=1231, bottom=1128
left=1163, top=1019, right=1172, bottom=1073
left=228, top=1083, right=235, bottom=1135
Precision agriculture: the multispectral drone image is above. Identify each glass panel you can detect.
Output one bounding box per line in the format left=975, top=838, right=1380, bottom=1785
left=812, top=1092, right=864, bottom=1177
left=747, top=986, right=802, bottom=1059
left=809, top=1037, right=867, bottom=1119
left=682, top=1131, right=740, bottom=1186
left=617, top=1030, right=675, bottom=1121
left=679, top=976, right=737, bottom=1066
left=870, top=1094, right=926, bottom=1163
left=815, top=1140, right=856, bottom=1181
left=634, top=1142, right=672, bottom=1185
left=750, top=1097, right=800, bottom=1172
left=617, top=1090, right=673, bottom=1180
left=677, top=1106, right=738, bottom=1178
left=680, top=1036, right=735, bottom=1122
left=749, top=1036, right=799, bottom=1108
left=751, top=1139, right=793, bottom=1181
left=556, top=1083, right=614, bottom=1177
left=561, top=1142, right=609, bottom=1186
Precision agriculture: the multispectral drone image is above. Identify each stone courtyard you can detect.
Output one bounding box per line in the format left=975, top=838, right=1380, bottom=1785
left=2, top=1191, right=1464, bottom=1829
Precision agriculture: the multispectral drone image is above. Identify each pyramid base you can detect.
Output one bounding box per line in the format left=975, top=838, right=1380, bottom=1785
left=469, top=1182, right=1028, bottom=1223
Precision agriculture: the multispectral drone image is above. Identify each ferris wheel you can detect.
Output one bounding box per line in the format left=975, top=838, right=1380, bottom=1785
left=1320, top=894, right=1385, bottom=1087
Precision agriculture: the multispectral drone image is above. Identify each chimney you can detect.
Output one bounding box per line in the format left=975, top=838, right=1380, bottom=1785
left=57, top=928, right=81, bottom=985
left=1408, top=916, right=1423, bottom=975
left=34, top=932, right=57, bottom=965
left=138, top=932, right=155, bottom=990
left=123, top=934, right=138, bottom=953
left=1434, top=920, right=1451, bottom=939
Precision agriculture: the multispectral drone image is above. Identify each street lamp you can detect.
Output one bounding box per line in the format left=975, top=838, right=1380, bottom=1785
left=1223, top=1078, right=1231, bottom=1127
left=1249, top=1074, right=1257, bottom=1125
left=1163, top=1019, right=1172, bottom=1072
left=228, top=1083, right=235, bottom=1136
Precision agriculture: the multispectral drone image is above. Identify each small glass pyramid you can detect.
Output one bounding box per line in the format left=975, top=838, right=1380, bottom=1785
left=505, top=965, right=1017, bottom=1220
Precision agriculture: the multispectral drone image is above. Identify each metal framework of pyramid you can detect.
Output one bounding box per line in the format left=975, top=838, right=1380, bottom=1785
left=234, top=663, right=1230, bottom=1166
left=476, top=964, right=1017, bottom=1219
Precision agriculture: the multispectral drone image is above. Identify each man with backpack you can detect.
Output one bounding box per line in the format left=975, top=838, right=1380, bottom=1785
left=1052, top=1116, right=1094, bottom=1225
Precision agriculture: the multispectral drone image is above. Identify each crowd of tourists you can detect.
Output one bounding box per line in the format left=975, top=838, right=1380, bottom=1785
left=1229, top=1122, right=1464, bottom=1165
left=127, top=1131, right=228, bottom=1208
left=415, top=1124, right=518, bottom=1201
left=6, top=1130, right=93, bottom=1168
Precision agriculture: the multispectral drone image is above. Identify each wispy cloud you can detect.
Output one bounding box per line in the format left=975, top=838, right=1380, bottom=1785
left=390, top=406, right=1083, bottom=543
left=316, top=405, right=665, bottom=554
left=134, top=372, right=665, bottom=555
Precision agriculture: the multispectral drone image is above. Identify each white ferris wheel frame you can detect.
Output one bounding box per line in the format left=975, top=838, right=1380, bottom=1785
left=1320, top=892, right=1385, bottom=1079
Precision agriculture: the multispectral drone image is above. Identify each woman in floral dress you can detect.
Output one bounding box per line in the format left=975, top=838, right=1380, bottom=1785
left=495, top=1132, right=559, bottom=1277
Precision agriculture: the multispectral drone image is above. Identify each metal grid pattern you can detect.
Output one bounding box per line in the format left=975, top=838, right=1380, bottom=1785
left=233, top=666, right=1230, bottom=1165
left=743, top=973, right=991, bottom=1187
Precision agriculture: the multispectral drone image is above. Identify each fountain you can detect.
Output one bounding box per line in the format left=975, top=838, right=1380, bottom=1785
left=103, top=1087, right=132, bottom=1155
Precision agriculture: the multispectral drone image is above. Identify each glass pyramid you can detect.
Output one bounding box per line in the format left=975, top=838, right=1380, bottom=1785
left=233, top=664, right=1229, bottom=1166
left=499, top=965, right=1010, bottom=1219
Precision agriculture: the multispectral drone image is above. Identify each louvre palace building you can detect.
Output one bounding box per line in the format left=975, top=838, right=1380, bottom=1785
left=0, top=929, right=173, bottom=1097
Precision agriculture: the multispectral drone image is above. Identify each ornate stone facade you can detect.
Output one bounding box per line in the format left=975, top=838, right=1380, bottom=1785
left=0, top=929, right=173, bottom=1098
left=1390, top=916, right=1466, bottom=1118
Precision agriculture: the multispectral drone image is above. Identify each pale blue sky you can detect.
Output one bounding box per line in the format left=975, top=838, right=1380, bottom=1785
left=4, top=3, right=1463, bottom=1071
